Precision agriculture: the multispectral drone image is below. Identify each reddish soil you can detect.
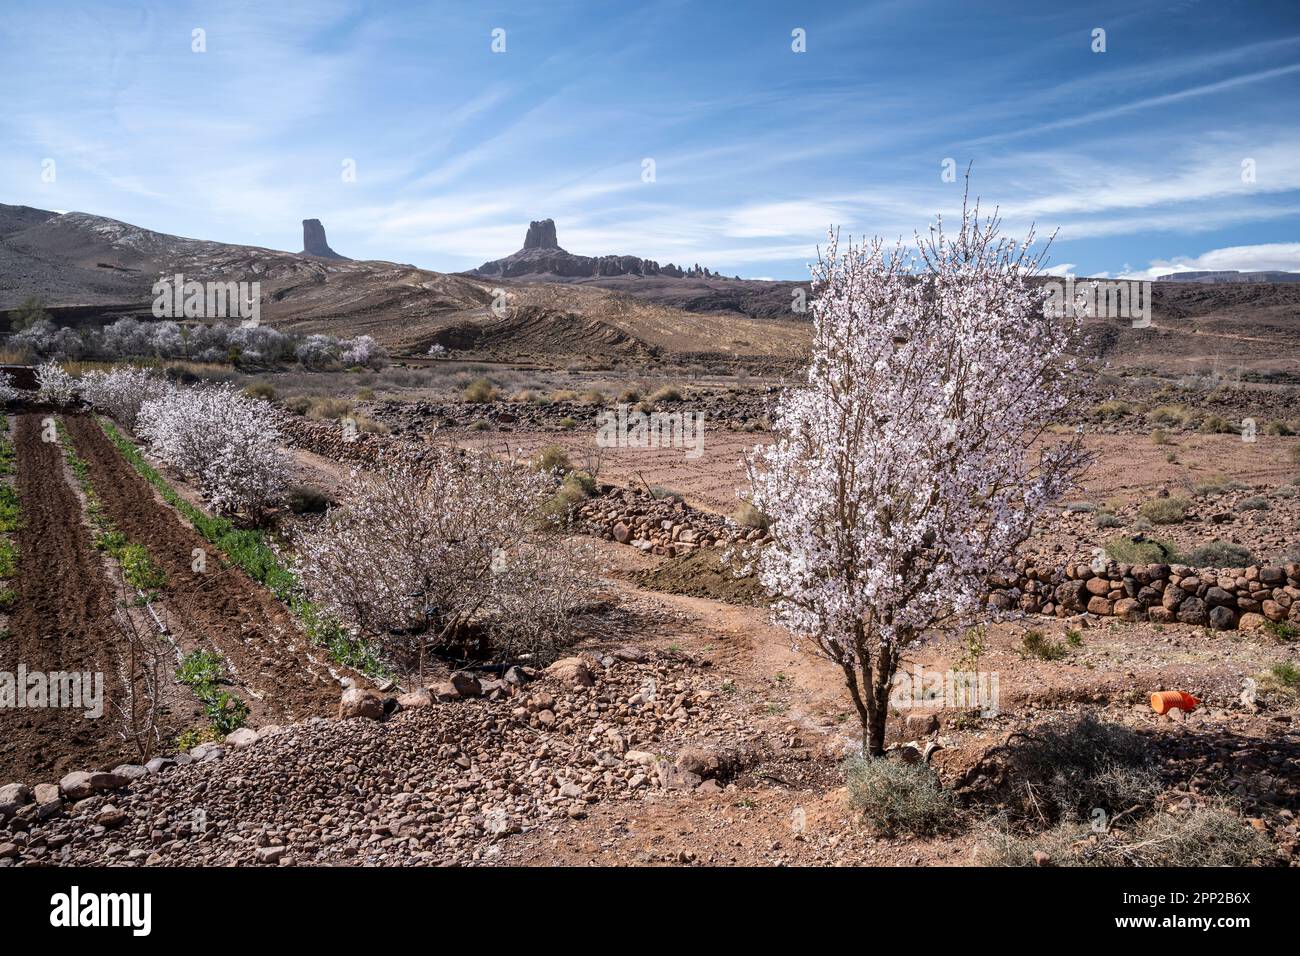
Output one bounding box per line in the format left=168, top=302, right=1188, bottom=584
left=60, top=414, right=343, bottom=726
left=0, top=413, right=128, bottom=780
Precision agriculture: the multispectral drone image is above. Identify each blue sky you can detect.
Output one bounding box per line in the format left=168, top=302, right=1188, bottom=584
left=3, top=0, right=1298, bottom=280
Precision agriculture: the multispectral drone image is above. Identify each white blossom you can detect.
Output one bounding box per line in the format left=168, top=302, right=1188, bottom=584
left=746, top=189, right=1090, bottom=756
left=36, top=362, right=78, bottom=406
left=295, top=448, right=574, bottom=677
left=137, top=382, right=286, bottom=519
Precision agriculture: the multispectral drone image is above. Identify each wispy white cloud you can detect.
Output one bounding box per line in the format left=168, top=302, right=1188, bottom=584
left=1113, top=242, right=1300, bottom=280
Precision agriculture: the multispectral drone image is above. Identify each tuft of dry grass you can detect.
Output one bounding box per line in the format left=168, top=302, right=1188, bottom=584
left=463, top=377, right=497, bottom=403
left=1137, top=496, right=1188, bottom=524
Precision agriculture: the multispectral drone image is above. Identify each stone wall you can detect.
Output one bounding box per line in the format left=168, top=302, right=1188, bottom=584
left=990, top=558, right=1300, bottom=630
left=575, top=488, right=765, bottom=555
left=278, top=414, right=410, bottom=469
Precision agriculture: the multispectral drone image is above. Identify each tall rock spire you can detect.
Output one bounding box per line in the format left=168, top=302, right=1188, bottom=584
left=301, top=218, right=349, bottom=260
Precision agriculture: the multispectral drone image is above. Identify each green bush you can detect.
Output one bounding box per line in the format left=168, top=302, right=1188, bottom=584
left=177, top=649, right=225, bottom=686
left=1182, top=540, right=1256, bottom=568
left=0, top=538, right=17, bottom=580
left=1094, top=512, right=1122, bottom=529
left=0, top=485, right=20, bottom=534
left=1104, top=534, right=1179, bottom=564
left=1237, top=496, right=1270, bottom=511
left=534, top=444, right=573, bottom=475
left=1021, top=629, right=1067, bottom=661
left=94, top=529, right=128, bottom=555
left=176, top=649, right=248, bottom=737
left=1137, top=496, right=1188, bottom=524
left=845, top=756, right=957, bottom=836
left=1262, top=620, right=1298, bottom=642
left=120, top=544, right=167, bottom=592
left=1270, top=661, right=1300, bottom=687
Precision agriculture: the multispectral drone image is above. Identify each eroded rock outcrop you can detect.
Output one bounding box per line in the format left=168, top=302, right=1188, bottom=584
left=472, top=219, right=714, bottom=279
left=301, top=218, right=349, bottom=260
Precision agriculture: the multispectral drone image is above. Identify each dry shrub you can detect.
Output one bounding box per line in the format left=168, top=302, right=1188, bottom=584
left=989, top=713, right=1161, bottom=825
left=977, top=806, right=1277, bottom=867
left=845, top=757, right=957, bottom=836
left=1182, top=540, right=1256, bottom=567
left=1104, top=534, right=1178, bottom=564
left=463, top=377, right=497, bottom=403
left=732, top=499, right=770, bottom=530
left=242, top=382, right=277, bottom=402
left=534, top=444, right=573, bottom=475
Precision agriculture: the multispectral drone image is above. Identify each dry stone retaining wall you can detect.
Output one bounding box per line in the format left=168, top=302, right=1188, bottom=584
left=991, top=558, right=1300, bottom=630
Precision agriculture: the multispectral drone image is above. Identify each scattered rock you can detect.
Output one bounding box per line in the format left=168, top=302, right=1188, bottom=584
left=545, top=657, right=594, bottom=688
left=339, top=687, right=385, bottom=720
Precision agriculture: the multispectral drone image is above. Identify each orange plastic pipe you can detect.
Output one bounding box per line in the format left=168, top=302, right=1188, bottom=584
left=1151, top=690, right=1199, bottom=714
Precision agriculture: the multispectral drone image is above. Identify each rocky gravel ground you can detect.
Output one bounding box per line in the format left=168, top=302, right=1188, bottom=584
left=1, top=649, right=780, bottom=867
left=1035, top=480, right=1300, bottom=565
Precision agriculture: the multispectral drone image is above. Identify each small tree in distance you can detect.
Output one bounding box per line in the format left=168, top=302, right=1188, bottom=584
left=746, top=187, right=1091, bottom=757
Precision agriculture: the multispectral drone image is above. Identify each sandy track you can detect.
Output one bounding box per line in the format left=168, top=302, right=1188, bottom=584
left=0, top=413, right=127, bottom=780
left=61, top=415, right=342, bottom=725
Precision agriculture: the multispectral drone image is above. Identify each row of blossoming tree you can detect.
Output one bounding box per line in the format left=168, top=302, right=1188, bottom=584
left=71, top=366, right=594, bottom=675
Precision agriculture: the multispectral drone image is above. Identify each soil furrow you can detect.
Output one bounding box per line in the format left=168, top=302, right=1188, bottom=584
left=60, top=414, right=339, bottom=724
left=0, top=412, right=128, bottom=780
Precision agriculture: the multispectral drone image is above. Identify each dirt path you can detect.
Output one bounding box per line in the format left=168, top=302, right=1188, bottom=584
left=0, top=413, right=128, bottom=780
left=60, top=415, right=342, bottom=725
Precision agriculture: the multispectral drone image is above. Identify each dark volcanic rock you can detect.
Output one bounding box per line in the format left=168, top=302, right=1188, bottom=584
left=301, top=218, right=349, bottom=260
left=523, top=218, right=559, bottom=250
left=472, top=219, right=714, bottom=280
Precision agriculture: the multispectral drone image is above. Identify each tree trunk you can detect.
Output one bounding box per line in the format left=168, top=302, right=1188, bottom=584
left=862, top=710, right=887, bottom=757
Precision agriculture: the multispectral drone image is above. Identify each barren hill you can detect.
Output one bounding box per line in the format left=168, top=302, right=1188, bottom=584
left=2, top=202, right=1297, bottom=373
left=0, top=203, right=808, bottom=364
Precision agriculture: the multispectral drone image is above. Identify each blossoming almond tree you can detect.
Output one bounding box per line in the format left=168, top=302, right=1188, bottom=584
left=136, top=382, right=287, bottom=521
left=78, top=366, right=167, bottom=432
left=295, top=448, right=583, bottom=679
left=36, top=361, right=77, bottom=406
left=746, top=192, right=1090, bottom=757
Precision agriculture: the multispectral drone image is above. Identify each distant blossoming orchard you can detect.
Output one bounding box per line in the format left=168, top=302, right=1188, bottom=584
left=746, top=190, right=1091, bottom=757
